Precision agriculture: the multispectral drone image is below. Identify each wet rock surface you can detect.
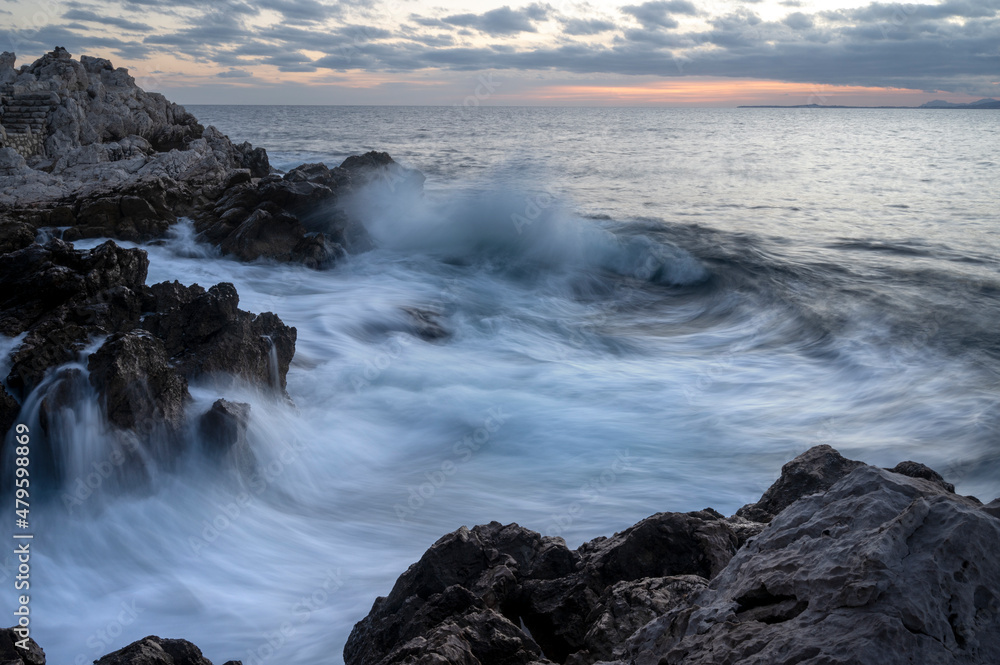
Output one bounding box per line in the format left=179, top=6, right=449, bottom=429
left=0, top=238, right=294, bottom=481
left=346, top=446, right=1000, bottom=665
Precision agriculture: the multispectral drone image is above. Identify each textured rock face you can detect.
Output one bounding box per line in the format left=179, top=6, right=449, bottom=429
left=0, top=627, right=45, bottom=665
left=622, top=467, right=1000, bottom=665
left=345, top=510, right=738, bottom=665
left=735, top=443, right=866, bottom=522
left=197, top=153, right=424, bottom=266
left=94, top=636, right=212, bottom=665
left=0, top=239, right=295, bottom=479
left=0, top=49, right=268, bottom=242
left=198, top=398, right=255, bottom=473
left=347, top=447, right=1000, bottom=665
left=87, top=331, right=189, bottom=433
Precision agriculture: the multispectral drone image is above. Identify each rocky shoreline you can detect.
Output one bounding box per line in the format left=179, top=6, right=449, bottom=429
left=3, top=445, right=998, bottom=664
left=1, top=47, right=999, bottom=665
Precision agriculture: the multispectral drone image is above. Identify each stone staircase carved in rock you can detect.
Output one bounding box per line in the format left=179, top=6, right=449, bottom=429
left=0, top=91, right=58, bottom=157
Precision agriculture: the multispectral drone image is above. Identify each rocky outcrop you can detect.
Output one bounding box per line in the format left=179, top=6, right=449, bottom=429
left=0, top=48, right=269, bottom=243
left=0, top=628, right=44, bottom=665
left=196, top=154, right=424, bottom=266
left=346, top=446, right=1000, bottom=665
left=198, top=398, right=255, bottom=473
left=619, top=466, right=1000, bottom=665
left=345, top=509, right=738, bottom=665
left=93, top=636, right=212, bottom=665
left=0, top=238, right=295, bottom=483
left=735, top=443, right=866, bottom=522
left=1, top=48, right=424, bottom=267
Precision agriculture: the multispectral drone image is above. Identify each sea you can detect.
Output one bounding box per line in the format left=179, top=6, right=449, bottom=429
left=4, top=106, right=999, bottom=664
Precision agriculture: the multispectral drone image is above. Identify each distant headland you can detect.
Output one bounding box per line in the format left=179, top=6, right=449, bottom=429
left=738, top=98, right=1000, bottom=109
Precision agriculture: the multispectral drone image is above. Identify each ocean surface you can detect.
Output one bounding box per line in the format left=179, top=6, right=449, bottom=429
left=6, top=106, right=1000, bottom=664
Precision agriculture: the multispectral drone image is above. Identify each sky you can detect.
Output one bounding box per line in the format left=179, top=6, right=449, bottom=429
left=1, top=0, right=998, bottom=106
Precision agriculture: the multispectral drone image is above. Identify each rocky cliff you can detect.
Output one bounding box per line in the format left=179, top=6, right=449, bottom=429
left=0, top=47, right=422, bottom=266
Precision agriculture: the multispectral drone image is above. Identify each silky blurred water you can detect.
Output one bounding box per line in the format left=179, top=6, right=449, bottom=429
left=4, top=106, right=999, bottom=665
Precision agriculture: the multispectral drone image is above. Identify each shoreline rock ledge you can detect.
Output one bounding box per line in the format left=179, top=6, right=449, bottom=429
left=345, top=445, right=1000, bottom=665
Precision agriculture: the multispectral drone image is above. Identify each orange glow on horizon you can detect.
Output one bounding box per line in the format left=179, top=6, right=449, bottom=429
left=523, top=79, right=945, bottom=106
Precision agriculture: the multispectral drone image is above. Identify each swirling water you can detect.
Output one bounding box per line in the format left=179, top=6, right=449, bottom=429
left=4, top=106, right=1000, bottom=664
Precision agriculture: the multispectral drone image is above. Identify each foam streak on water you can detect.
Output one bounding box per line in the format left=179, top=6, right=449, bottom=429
left=2, top=107, right=998, bottom=665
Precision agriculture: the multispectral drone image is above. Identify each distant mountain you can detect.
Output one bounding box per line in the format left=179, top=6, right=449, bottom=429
left=738, top=98, right=1000, bottom=110
left=919, top=98, right=1000, bottom=109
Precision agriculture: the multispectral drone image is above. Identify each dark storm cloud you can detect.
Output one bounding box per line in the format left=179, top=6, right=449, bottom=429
left=63, top=8, right=153, bottom=32
left=782, top=11, right=813, bottom=30
left=256, top=0, right=341, bottom=22
left=442, top=6, right=542, bottom=35
left=621, top=1, right=700, bottom=29
left=561, top=17, right=618, bottom=35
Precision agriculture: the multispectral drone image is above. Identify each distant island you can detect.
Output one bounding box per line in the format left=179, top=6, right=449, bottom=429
left=738, top=98, right=1000, bottom=109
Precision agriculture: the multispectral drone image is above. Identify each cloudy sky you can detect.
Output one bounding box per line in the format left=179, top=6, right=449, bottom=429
left=2, top=0, right=998, bottom=105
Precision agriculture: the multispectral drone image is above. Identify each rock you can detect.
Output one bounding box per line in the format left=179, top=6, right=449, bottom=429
left=888, top=459, right=956, bottom=492
left=87, top=330, right=189, bottom=433
left=0, top=220, right=36, bottom=254
left=0, top=627, right=45, bottom=665
left=1, top=239, right=148, bottom=396
left=94, top=636, right=212, bottom=665
left=735, top=444, right=866, bottom=523
left=576, top=576, right=707, bottom=664
left=198, top=398, right=255, bottom=473
left=619, top=466, right=1000, bottom=665
left=984, top=499, right=1000, bottom=520
left=0, top=384, right=19, bottom=438
left=517, top=510, right=737, bottom=662
left=345, top=511, right=739, bottom=665
left=141, top=282, right=297, bottom=391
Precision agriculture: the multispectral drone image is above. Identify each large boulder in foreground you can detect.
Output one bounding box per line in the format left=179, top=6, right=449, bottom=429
left=620, top=466, right=1000, bottom=665
left=346, top=447, right=1000, bottom=665
left=345, top=509, right=738, bottom=665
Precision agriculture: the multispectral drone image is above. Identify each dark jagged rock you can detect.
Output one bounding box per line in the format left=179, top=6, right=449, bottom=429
left=87, top=331, right=188, bottom=433
left=346, top=510, right=739, bottom=665
left=0, top=238, right=148, bottom=397
left=0, top=385, right=19, bottom=437
left=195, top=152, right=424, bottom=266
left=0, top=219, right=34, bottom=253
left=0, top=239, right=294, bottom=455
left=94, top=636, right=212, bottom=665
left=348, top=447, right=999, bottom=665
left=0, top=627, right=44, bottom=665
left=735, top=444, right=866, bottom=523
left=142, top=281, right=296, bottom=390
left=199, top=398, right=255, bottom=473
left=887, top=459, right=956, bottom=492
